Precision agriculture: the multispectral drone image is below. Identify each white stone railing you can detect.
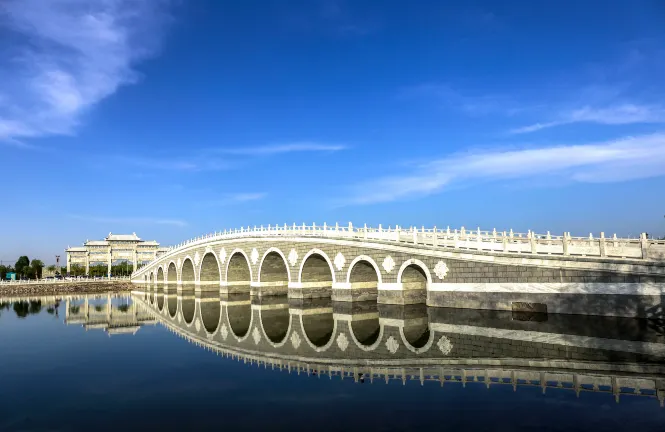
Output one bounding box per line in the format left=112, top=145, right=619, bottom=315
left=133, top=223, right=665, bottom=277
left=0, top=276, right=131, bottom=285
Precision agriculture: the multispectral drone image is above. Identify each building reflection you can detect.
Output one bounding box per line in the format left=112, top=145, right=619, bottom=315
left=64, top=293, right=156, bottom=335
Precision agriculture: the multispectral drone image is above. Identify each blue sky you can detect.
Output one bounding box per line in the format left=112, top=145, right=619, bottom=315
left=1, top=0, right=665, bottom=263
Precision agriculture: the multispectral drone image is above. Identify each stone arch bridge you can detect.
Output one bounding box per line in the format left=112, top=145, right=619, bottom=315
left=132, top=224, right=665, bottom=318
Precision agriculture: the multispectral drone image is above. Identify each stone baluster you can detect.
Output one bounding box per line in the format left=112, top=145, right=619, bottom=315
left=588, top=233, right=594, bottom=247
left=599, top=232, right=606, bottom=257
left=454, top=229, right=459, bottom=249
left=323, top=222, right=327, bottom=234
left=412, top=226, right=417, bottom=244
left=335, top=222, right=339, bottom=233
left=640, top=233, right=648, bottom=259
left=364, top=223, right=368, bottom=239
left=492, top=228, right=497, bottom=242
left=394, top=225, right=400, bottom=241
left=433, top=226, right=438, bottom=247
left=460, top=226, right=466, bottom=241
left=562, top=232, right=570, bottom=256
left=529, top=230, right=537, bottom=254
left=348, top=222, right=353, bottom=236
left=476, top=227, right=482, bottom=250
left=502, top=231, right=508, bottom=252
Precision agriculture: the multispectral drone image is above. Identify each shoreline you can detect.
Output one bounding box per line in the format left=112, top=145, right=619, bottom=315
left=0, top=281, right=134, bottom=297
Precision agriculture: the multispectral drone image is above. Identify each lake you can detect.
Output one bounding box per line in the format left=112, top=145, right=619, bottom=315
left=1, top=289, right=665, bottom=431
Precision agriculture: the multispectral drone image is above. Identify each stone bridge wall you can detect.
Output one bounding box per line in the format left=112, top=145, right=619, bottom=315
left=132, top=236, right=665, bottom=318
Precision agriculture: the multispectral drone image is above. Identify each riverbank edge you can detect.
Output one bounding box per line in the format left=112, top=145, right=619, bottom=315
left=0, top=281, right=134, bottom=297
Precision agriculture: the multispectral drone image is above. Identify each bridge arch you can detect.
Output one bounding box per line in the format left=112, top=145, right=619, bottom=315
left=181, top=257, right=196, bottom=283
left=259, top=307, right=290, bottom=346
left=397, top=259, right=431, bottom=305
left=167, top=294, right=178, bottom=318
left=298, top=249, right=336, bottom=284
left=225, top=249, right=253, bottom=288
left=167, top=261, right=178, bottom=284
left=349, top=318, right=384, bottom=351
left=157, top=267, right=164, bottom=284
left=200, top=298, right=221, bottom=334
left=300, top=313, right=338, bottom=352
left=346, top=255, right=382, bottom=303
left=258, top=247, right=291, bottom=284
left=181, top=296, right=196, bottom=325
left=199, top=252, right=221, bottom=285
left=225, top=302, right=254, bottom=342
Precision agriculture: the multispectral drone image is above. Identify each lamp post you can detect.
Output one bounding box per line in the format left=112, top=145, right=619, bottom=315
left=55, top=255, right=60, bottom=277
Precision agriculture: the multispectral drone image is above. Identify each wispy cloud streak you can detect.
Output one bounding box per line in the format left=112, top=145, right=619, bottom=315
left=511, top=104, right=665, bottom=134
left=198, top=192, right=267, bottom=207
left=342, top=133, right=665, bottom=205
left=68, top=214, right=187, bottom=227
left=0, top=0, right=172, bottom=144
left=216, top=142, right=346, bottom=156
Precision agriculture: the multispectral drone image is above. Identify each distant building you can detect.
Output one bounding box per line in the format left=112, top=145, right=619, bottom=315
left=65, top=233, right=168, bottom=275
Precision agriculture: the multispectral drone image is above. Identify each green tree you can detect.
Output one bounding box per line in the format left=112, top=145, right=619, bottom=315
left=15, top=256, right=30, bottom=276
left=31, top=259, right=44, bottom=279
left=0, top=265, right=7, bottom=280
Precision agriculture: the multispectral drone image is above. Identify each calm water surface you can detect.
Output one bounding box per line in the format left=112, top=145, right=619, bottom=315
left=1, top=289, right=665, bottom=432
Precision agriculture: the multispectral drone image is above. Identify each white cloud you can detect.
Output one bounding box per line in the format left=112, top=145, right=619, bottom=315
left=343, top=133, right=665, bottom=205
left=68, top=214, right=187, bottom=227
left=511, top=104, right=665, bottom=134
left=114, top=155, right=231, bottom=172
left=0, top=0, right=172, bottom=143
left=228, top=192, right=267, bottom=202
left=217, top=142, right=347, bottom=156
left=198, top=193, right=267, bottom=207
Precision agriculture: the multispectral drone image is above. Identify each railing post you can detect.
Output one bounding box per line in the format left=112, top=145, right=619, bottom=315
left=364, top=223, right=368, bottom=240
left=599, top=232, right=606, bottom=257
left=502, top=231, right=508, bottom=252
left=412, top=226, right=417, bottom=244
left=348, top=222, right=353, bottom=235
left=433, top=226, right=438, bottom=247
left=394, top=225, right=400, bottom=242
left=640, top=233, right=648, bottom=259
left=562, top=232, right=569, bottom=256
left=460, top=226, right=466, bottom=241
left=477, top=227, right=482, bottom=250
left=335, top=222, right=339, bottom=233
left=529, top=230, right=537, bottom=254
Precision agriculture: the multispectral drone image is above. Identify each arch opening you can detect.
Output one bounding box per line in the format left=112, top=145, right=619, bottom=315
left=200, top=253, right=220, bottom=285
left=167, top=294, right=177, bottom=318
left=400, top=264, right=427, bottom=290
left=299, top=252, right=333, bottom=299
left=227, top=294, right=251, bottom=337
left=351, top=317, right=380, bottom=347
left=259, top=251, right=289, bottom=285
left=167, top=262, right=177, bottom=284
left=182, top=296, right=195, bottom=325
left=260, top=307, right=290, bottom=343
left=300, top=298, right=334, bottom=347
left=181, top=258, right=195, bottom=283
left=227, top=252, right=251, bottom=294
left=157, top=267, right=164, bottom=284
left=348, top=259, right=379, bottom=302
left=200, top=295, right=221, bottom=333
left=157, top=292, right=164, bottom=311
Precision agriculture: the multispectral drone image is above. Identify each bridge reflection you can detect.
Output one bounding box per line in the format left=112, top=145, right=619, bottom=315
left=134, top=286, right=665, bottom=406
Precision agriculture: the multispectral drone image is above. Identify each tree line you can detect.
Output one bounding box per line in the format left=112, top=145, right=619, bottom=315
left=0, top=256, right=45, bottom=280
